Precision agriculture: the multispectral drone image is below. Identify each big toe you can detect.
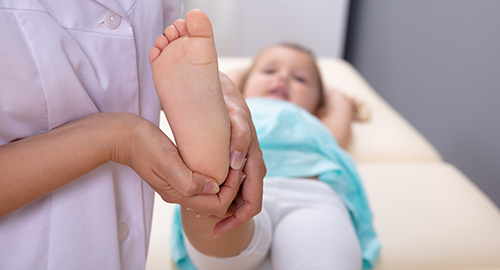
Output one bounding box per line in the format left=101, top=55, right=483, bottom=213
left=185, top=9, right=213, bottom=38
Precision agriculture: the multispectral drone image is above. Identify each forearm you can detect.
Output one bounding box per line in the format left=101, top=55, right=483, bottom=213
left=0, top=113, right=117, bottom=217
left=322, top=113, right=353, bottom=150
left=320, top=90, right=354, bottom=150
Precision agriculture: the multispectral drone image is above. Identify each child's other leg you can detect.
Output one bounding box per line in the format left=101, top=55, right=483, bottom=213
left=272, top=205, right=361, bottom=270
left=149, top=9, right=230, bottom=184
left=182, top=207, right=272, bottom=270
left=269, top=180, right=362, bottom=270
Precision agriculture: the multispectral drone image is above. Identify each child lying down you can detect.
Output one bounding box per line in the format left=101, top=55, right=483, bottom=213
left=149, top=9, right=380, bottom=270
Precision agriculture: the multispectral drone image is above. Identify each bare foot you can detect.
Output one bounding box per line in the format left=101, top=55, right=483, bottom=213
left=149, top=9, right=230, bottom=185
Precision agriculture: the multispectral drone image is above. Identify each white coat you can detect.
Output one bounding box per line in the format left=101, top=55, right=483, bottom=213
left=0, top=0, right=182, bottom=269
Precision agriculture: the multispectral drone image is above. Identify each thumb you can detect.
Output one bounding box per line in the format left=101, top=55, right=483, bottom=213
left=229, top=116, right=251, bottom=170
left=156, top=149, right=220, bottom=196
left=192, top=172, right=220, bottom=195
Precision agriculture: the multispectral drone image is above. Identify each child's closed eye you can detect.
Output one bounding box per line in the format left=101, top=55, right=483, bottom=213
left=294, top=75, right=307, bottom=83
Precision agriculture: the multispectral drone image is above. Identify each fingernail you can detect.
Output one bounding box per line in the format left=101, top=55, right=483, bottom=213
left=186, top=207, right=195, bottom=211
left=230, top=151, right=244, bottom=170
left=196, top=213, right=210, bottom=218
left=203, top=182, right=220, bottom=194
left=214, top=232, right=225, bottom=238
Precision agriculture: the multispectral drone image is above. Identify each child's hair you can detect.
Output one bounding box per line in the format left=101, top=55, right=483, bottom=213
left=239, top=42, right=326, bottom=111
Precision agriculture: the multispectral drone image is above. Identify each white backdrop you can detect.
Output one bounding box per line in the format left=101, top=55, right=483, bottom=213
left=181, top=0, right=350, bottom=58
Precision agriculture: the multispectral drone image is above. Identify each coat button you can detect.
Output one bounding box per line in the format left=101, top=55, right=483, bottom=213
left=104, top=10, right=121, bottom=30
left=118, top=223, right=130, bottom=241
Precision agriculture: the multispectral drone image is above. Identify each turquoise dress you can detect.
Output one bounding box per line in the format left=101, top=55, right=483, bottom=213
left=172, top=98, right=381, bottom=270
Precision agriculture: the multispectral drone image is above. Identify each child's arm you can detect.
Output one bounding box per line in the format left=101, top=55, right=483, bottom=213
left=316, top=89, right=356, bottom=150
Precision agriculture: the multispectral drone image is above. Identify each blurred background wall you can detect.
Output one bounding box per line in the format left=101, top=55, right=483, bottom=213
left=180, top=0, right=500, bottom=207
left=181, top=0, right=349, bottom=57
left=344, top=0, right=500, bottom=207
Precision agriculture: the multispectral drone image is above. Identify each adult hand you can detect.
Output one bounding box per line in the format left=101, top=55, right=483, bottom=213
left=110, top=113, right=242, bottom=217
left=214, top=72, right=266, bottom=236
left=119, top=72, right=266, bottom=236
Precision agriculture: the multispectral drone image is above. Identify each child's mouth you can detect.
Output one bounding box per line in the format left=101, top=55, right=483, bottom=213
left=267, top=86, right=289, bottom=100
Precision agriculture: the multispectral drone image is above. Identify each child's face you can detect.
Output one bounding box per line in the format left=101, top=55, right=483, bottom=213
left=243, top=46, right=322, bottom=114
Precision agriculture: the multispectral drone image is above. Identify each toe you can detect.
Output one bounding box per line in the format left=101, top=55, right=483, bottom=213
left=185, top=9, right=213, bottom=38
left=173, top=19, right=189, bottom=37
left=164, top=24, right=180, bottom=41
left=154, top=35, right=168, bottom=50
left=149, top=47, right=161, bottom=64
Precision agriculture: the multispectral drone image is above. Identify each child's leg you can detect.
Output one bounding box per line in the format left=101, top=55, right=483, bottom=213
left=271, top=206, right=361, bottom=270
left=180, top=205, right=255, bottom=258
left=183, top=208, right=272, bottom=270
left=150, top=10, right=256, bottom=263
left=264, top=178, right=361, bottom=270
left=149, top=9, right=230, bottom=184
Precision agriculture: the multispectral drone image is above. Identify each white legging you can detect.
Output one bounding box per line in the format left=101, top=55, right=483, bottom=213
left=184, top=177, right=362, bottom=270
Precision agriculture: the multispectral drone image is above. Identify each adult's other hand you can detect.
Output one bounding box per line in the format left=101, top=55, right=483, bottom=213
left=214, top=72, right=266, bottom=236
